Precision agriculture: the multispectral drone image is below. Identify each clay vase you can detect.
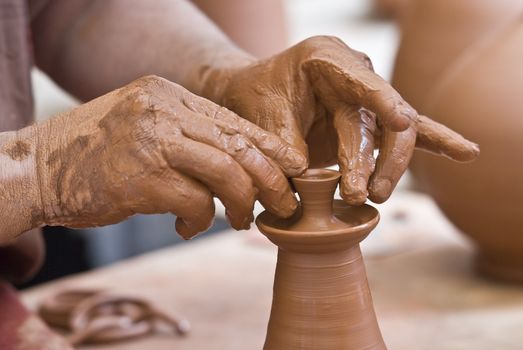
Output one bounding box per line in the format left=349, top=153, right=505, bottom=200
left=256, top=169, right=385, bottom=350
left=393, top=0, right=523, bottom=282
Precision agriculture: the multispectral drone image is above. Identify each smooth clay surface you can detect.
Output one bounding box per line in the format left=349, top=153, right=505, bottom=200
left=256, top=169, right=386, bottom=350
left=393, top=0, right=523, bottom=282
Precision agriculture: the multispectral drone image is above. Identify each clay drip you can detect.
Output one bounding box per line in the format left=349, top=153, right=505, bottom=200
left=256, top=169, right=385, bottom=350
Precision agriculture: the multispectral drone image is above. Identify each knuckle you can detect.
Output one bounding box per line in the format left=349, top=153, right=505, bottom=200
left=125, top=75, right=175, bottom=107
left=297, top=35, right=346, bottom=58
left=358, top=52, right=374, bottom=70
left=303, top=35, right=344, bottom=47
left=136, top=74, right=166, bottom=87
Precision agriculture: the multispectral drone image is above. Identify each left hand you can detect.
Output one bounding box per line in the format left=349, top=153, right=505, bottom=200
left=201, top=36, right=479, bottom=204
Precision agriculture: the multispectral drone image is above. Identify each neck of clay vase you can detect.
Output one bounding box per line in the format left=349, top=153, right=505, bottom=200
left=290, top=169, right=341, bottom=232
left=296, top=188, right=336, bottom=228
left=263, top=245, right=385, bottom=350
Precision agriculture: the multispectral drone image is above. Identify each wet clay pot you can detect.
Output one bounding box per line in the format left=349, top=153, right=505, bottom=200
left=393, top=0, right=523, bottom=282
left=256, top=169, right=385, bottom=350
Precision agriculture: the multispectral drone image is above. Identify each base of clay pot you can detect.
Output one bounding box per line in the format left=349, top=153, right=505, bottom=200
left=476, top=252, right=523, bottom=284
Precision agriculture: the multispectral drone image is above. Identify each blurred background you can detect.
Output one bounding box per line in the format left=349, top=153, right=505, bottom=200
left=25, top=0, right=404, bottom=286
left=13, top=0, right=523, bottom=347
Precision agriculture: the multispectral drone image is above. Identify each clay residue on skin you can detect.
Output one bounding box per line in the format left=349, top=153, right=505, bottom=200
left=415, top=115, right=480, bottom=161
left=4, top=140, right=31, bottom=161
left=201, top=35, right=479, bottom=206
left=38, top=289, right=190, bottom=346
left=8, top=75, right=305, bottom=242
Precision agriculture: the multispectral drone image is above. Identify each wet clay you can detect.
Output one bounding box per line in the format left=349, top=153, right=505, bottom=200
left=38, top=289, right=190, bottom=346
left=1, top=33, right=479, bottom=246
left=200, top=35, right=479, bottom=206
left=256, top=169, right=385, bottom=349
left=393, top=0, right=523, bottom=282
left=0, top=75, right=307, bottom=243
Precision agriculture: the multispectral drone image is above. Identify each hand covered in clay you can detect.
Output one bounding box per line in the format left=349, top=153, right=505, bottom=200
left=201, top=36, right=480, bottom=204
left=15, top=76, right=306, bottom=240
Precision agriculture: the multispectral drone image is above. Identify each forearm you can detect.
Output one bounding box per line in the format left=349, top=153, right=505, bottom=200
left=32, top=0, right=254, bottom=101
left=0, top=128, right=43, bottom=244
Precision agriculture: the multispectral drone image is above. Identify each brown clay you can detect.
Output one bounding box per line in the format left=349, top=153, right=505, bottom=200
left=30, top=0, right=480, bottom=209
left=38, top=289, right=190, bottom=345
left=256, top=169, right=385, bottom=350
left=0, top=75, right=307, bottom=243
left=393, top=0, right=523, bottom=282
left=200, top=36, right=479, bottom=206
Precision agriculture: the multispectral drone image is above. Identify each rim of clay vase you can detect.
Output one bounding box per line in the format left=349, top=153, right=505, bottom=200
left=256, top=168, right=379, bottom=239
left=256, top=206, right=379, bottom=237
left=292, top=168, right=341, bottom=184
left=256, top=204, right=378, bottom=254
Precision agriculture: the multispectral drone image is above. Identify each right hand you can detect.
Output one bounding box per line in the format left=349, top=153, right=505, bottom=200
left=201, top=36, right=479, bottom=204
left=33, top=76, right=307, bottom=239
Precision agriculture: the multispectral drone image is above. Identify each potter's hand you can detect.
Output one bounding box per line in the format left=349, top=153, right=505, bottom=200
left=22, top=76, right=306, bottom=240
left=201, top=36, right=479, bottom=204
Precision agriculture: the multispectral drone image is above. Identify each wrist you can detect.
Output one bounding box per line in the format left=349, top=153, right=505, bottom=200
left=0, top=127, right=44, bottom=243
left=186, top=45, right=256, bottom=104
left=32, top=112, right=82, bottom=227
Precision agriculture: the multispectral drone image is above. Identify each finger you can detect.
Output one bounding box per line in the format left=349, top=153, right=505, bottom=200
left=178, top=114, right=298, bottom=218
left=334, top=106, right=377, bottom=205
left=368, top=126, right=417, bottom=203
left=415, top=115, right=480, bottom=162
left=303, top=51, right=416, bottom=131
left=174, top=188, right=214, bottom=239
left=180, top=92, right=308, bottom=176
left=136, top=169, right=215, bottom=239
left=161, top=134, right=256, bottom=230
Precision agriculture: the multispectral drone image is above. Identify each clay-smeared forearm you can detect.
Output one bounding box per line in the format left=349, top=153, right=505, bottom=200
left=0, top=129, right=42, bottom=244
left=0, top=76, right=306, bottom=243
left=32, top=0, right=254, bottom=102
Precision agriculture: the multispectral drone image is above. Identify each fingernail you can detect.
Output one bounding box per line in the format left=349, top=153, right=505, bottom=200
left=460, top=142, right=480, bottom=163
left=470, top=142, right=480, bottom=157
left=285, top=149, right=308, bottom=176
left=399, top=101, right=417, bottom=121
left=369, top=178, right=392, bottom=203
left=341, top=175, right=368, bottom=205
left=275, top=193, right=299, bottom=218
left=175, top=219, right=194, bottom=240
left=227, top=211, right=253, bottom=230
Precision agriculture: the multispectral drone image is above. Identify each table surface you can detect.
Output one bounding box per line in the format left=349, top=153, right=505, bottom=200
left=21, top=191, right=523, bottom=350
